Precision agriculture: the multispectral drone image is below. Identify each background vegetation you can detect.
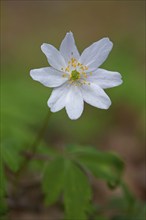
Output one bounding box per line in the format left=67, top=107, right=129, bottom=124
left=1, top=1, right=145, bottom=220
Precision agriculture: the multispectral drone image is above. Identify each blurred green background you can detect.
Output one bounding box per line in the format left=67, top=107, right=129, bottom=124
left=1, top=1, right=145, bottom=219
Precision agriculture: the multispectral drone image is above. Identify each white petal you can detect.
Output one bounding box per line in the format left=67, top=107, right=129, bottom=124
left=65, top=86, right=84, bottom=120
left=41, top=43, right=66, bottom=71
left=79, top=38, right=113, bottom=72
left=60, top=32, right=80, bottom=64
left=30, top=67, right=68, bottom=88
left=87, top=68, right=123, bottom=89
left=80, top=82, right=111, bottom=109
left=47, top=83, right=69, bottom=112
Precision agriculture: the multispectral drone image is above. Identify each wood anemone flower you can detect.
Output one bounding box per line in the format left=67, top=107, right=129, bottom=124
left=30, top=32, right=122, bottom=120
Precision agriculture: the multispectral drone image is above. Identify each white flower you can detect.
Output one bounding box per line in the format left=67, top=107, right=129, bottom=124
left=30, top=32, right=122, bottom=120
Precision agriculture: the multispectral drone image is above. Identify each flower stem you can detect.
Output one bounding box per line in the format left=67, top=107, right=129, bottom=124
left=30, top=110, right=51, bottom=155
left=16, top=110, right=51, bottom=176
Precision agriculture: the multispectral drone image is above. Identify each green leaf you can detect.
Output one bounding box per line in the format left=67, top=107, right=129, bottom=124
left=121, top=182, right=135, bottom=206
left=64, top=160, right=92, bottom=220
left=67, top=145, right=124, bottom=187
left=42, top=157, right=66, bottom=205
left=28, top=143, right=59, bottom=172
left=0, top=160, right=8, bottom=216
left=1, top=141, right=22, bottom=172
left=1, top=75, right=50, bottom=154
left=42, top=156, right=92, bottom=219
left=0, top=160, right=6, bottom=197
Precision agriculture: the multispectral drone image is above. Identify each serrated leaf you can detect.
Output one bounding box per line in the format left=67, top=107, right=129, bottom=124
left=64, top=160, right=92, bottom=220
left=68, top=145, right=123, bottom=169
left=36, top=144, right=59, bottom=158
left=67, top=145, right=124, bottom=187
left=28, top=144, right=59, bottom=172
left=42, top=157, right=65, bottom=205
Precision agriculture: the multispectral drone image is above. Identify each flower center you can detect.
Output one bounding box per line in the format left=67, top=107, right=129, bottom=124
left=61, top=57, right=92, bottom=86
left=70, top=70, right=80, bottom=81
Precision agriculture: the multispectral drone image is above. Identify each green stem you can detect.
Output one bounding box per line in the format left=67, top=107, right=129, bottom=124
left=30, top=110, right=51, bottom=155
left=12, top=111, right=51, bottom=197
left=16, top=110, right=51, bottom=176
